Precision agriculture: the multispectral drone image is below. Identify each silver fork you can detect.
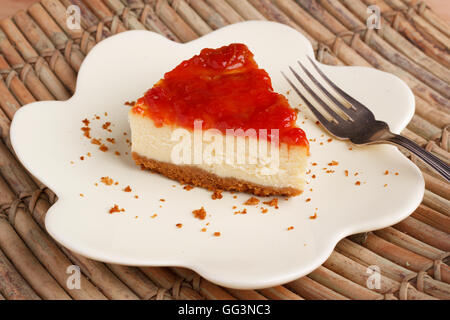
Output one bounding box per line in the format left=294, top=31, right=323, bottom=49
left=282, top=57, right=450, bottom=181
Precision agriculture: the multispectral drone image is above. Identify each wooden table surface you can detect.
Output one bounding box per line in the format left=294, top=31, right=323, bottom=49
left=0, top=0, right=449, bottom=22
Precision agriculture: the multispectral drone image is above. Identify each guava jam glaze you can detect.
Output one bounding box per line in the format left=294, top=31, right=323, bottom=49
left=132, top=43, right=308, bottom=147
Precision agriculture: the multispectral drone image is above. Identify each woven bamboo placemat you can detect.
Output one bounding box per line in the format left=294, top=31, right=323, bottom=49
left=0, top=0, right=449, bottom=300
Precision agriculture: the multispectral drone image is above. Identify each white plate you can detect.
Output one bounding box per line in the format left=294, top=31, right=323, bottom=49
left=10, top=21, right=424, bottom=290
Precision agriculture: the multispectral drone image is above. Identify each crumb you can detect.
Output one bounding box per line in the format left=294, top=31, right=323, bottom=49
left=106, top=138, right=115, bottom=144
left=232, top=206, right=237, bottom=209
left=287, top=226, right=294, bottom=231
left=306, top=198, right=311, bottom=202
left=183, top=185, right=194, bottom=191
left=82, top=118, right=90, bottom=126
left=355, top=181, right=361, bottom=186
left=326, top=170, right=335, bottom=174
left=328, top=160, right=339, bottom=166
left=150, top=214, right=157, bottom=219
left=91, top=138, right=101, bottom=145
left=306, top=169, right=311, bottom=175
left=176, top=223, right=183, bottom=228
left=349, top=147, right=353, bottom=150
left=102, top=122, right=111, bottom=131
left=309, top=188, right=313, bottom=192
left=395, top=172, right=399, bottom=176
left=310, top=212, right=317, bottom=220
left=315, top=121, right=320, bottom=125
left=94, top=183, right=98, bottom=186
left=79, top=193, right=84, bottom=197
left=260, top=207, right=268, bottom=214
left=126, top=139, right=130, bottom=143
left=124, top=101, right=135, bottom=107
left=109, top=204, right=125, bottom=214
left=134, top=195, right=138, bottom=199
left=104, top=112, right=108, bottom=116
left=81, top=127, right=91, bottom=138
left=320, top=142, right=323, bottom=145
left=244, top=197, right=260, bottom=206
left=114, top=181, right=119, bottom=185
left=115, top=151, right=120, bottom=156
left=123, top=186, right=132, bottom=192
left=134, top=216, right=138, bottom=219
left=311, top=174, right=316, bottom=179
left=213, top=232, right=221, bottom=237
left=344, top=170, right=349, bottom=177
left=160, top=199, right=165, bottom=202
left=263, top=198, right=279, bottom=209
left=100, top=176, right=114, bottom=185
left=206, top=222, right=210, bottom=226
left=123, top=132, right=127, bottom=136
left=354, top=172, right=359, bottom=176
left=384, top=170, right=389, bottom=175
left=192, top=207, right=207, bottom=220
left=80, top=156, right=84, bottom=160
left=233, top=195, right=237, bottom=199
left=125, top=152, right=128, bottom=155
left=384, top=184, right=388, bottom=187
left=234, top=208, right=247, bottom=215
left=327, top=138, right=333, bottom=143
left=312, top=162, right=317, bottom=166
left=95, top=115, right=100, bottom=120
left=201, top=228, right=207, bottom=232
left=211, top=190, right=223, bottom=200
left=99, top=144, right=108, bottom=152
left=87, top=152, right=91, bottom=157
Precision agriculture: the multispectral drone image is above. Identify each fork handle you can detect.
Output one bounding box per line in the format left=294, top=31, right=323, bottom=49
left=387, top=134, right=450, bottom=181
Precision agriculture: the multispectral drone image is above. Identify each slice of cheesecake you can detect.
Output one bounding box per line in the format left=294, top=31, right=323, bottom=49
left=129, top=43, right=309, bottom=196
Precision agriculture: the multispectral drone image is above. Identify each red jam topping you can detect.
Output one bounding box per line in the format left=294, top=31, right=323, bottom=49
left=132, top=43, right=308, bottom=147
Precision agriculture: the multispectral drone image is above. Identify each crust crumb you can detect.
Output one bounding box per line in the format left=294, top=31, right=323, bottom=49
left=244, top=197, right=260, bottom=206
left=101, top=176, right=114, bottom=185
left=91, top=138, right=101, bottom=145
left=123, top=186, right=132, bottom=192
left=263, top=198, right=279, bottom=209
left=176, top=223, right=183, bottom=228
left=183, top=185, right=194, bottom=191
left=287, top=226, right=294, bottom=231
left=211, top=190, right=223, bottom=200
left=213, top=232, right=221, bottom=237
left=328, top=160, right=339, bottom=166
left=99, top=144, right=108, bottom=152
left=81, top=127, right=91, bottom=138
left=261, top=207, right=268, bottom=214
left=355, top=181, right=361, bottom=186
left=82, top=118, right=90, bottom=126
left=151, top=214, right=157, bottom=218
left=234, top=208, right=247, bottom=215
left=309, top=212, right=317, bottom=220
left=102, top=122, right=112, bottom=131
left=109, top=204, right=125, bottom=214
left=192, top=207, right=207, bottom=220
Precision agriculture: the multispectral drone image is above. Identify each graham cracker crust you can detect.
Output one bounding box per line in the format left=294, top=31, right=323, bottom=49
left=132, top=152, right=302, bottom=197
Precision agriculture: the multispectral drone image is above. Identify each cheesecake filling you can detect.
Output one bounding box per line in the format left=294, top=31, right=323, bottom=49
left=130, top=112, right=308, bottom=191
